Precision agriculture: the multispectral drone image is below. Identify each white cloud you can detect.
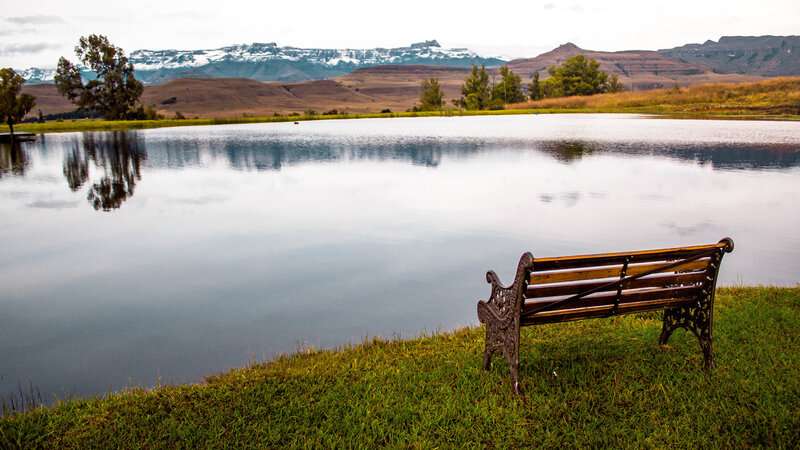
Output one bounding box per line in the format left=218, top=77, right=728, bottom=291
left=0, top=42, right=61, bottom=56
left=0, top=0, right=798, bottom=68
left=5, top=15, right=64, bottom=25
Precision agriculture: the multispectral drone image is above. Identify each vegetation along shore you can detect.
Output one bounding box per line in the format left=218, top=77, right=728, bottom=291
left=1, top=286, right=798, bottom=447
left=2, top=76, right=797, bottom=136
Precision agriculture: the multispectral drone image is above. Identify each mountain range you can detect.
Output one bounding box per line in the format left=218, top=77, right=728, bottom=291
left=19, top=40, right=504, bottom=85
left=19, top=36, right=800, bottom=86
left=19, top=36, right=799, bottom=119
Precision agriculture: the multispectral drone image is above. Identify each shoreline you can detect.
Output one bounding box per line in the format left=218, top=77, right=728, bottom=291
left=3, top=108, right=799, bottom=136
left=2, top=286, right=798, bottom=447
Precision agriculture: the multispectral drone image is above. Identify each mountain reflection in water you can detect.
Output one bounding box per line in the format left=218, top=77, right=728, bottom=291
left=2, top=129, right=799, bottom=215
left=145, top=135, right=800, bottom=173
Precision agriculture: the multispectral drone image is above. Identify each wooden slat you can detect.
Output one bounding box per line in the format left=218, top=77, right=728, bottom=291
left=521, top=285, right=703, bottom=317
left=522, top=297, right=695, bottom=326
left=531, top=242, right=725, bottom=272
left=525, top=272, right=705, bottom=299
left=529, top=258, right=710, bottom=285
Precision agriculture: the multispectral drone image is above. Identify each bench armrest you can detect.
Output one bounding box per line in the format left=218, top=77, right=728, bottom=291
left=477, top=252, right=533, bottom=329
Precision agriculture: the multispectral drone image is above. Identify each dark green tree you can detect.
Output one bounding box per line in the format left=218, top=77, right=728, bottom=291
left=454, top=64, right=491, bottom=110
left=606, top=74, right=625, bottom=93
left=418, top=77, right=444, bottom=111
left=527, top=72, right=544, bottom=101
left=492, top=66, right=527, bottom=105
left=55, top=35, right=143, bottom=120
left=545, top=55, right=608, bottom=97
left=0, top=68, right=36, bottom=137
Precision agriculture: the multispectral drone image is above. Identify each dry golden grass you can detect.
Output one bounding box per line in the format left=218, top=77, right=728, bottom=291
left=509, top=77, right=800, bottom=115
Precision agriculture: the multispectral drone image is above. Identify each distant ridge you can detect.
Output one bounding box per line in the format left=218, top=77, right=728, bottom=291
left=506, top=42, right=763, bottom=91
left=657, top=35, right=800, bottom=77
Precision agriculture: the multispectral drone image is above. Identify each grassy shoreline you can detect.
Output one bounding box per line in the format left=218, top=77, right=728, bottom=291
left=1, top=286, right=798, bottom=447
left=3, top=108, right=798, bottom=136
left=3, top=81, right=800, bottom=136
left=3, top=77, right=798, bottom=135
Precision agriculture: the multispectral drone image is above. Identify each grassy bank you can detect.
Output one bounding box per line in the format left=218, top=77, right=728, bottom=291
left=509, top=77, right=800, bottom=117
left=1, top=287, right=798, bottom=447
left=3, top=77, right=798, bottom=135
left=1, top=109, right=538, bottom=135
left=2, top=108, right=667, bottom=136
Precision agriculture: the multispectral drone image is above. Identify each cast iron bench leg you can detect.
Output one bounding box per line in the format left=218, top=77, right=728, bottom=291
left=658, top=249, right=723, bottom=369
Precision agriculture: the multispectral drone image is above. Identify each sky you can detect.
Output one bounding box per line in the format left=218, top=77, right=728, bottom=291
left=1, top=0, right=798, bottom=70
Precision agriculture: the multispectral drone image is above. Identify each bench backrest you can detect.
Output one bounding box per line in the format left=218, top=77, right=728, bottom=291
left=520, top=238, right=734, bottom=325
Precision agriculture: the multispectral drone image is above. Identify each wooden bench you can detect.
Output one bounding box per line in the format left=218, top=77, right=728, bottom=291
left=477, top=238, right=734, bottom=394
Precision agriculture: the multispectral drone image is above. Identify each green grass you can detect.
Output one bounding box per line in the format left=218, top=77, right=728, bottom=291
left=1, top=287, right=798, bottom=447
left=2, top=109, right=630, bottom=135
left=4, top=104, right=798, bottom=136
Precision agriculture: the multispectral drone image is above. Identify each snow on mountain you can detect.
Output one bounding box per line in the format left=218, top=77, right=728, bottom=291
left=19, top=67, right=57, bottom=83
left=20, top=40, right=506, bottom=84
left=130, top=40, right=487, bottom=69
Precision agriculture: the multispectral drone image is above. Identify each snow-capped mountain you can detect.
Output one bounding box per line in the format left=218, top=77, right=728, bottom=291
left=19, top=67, right=58, bottom=83
left=21, top=40, right=506, bottom=85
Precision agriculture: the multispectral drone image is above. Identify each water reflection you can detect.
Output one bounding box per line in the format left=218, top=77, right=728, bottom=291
left=2, top=116, right=800, bottom=408
left=538, top=140, right=596, bottom=162
left=63, top=144, right=88, bottom=191
left=594, top=141, right=800, bottom=170
left=63, top=131, right=147, bottom=211
left=214, top=139, right=451, bottom=170
left=144, top=136, right=800, bottom=173
left=0, top=141, right=28, bottom=177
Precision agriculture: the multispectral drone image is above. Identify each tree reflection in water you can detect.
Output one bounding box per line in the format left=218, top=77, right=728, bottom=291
left=0, top=141, right=29, bottom=177
left=63, top=142, right=89, bottom=191
left=63, top=131, right=146, bottom=211
left=538, top=140, right=596, bottom=162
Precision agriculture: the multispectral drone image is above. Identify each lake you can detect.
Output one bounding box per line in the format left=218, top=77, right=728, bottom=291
left=1, top=114, right=799, bottom=403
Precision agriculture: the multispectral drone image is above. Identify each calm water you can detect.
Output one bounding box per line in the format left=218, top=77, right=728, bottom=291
left=2, top=114, right=799, bottom=402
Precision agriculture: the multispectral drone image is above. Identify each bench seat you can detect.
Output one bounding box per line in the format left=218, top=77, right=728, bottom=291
left=477, top=238, right=734, bottom=394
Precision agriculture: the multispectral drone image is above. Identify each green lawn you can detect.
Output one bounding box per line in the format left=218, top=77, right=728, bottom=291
left=1, top=286, right=798, bottom=447
left=3, top=109, right=590, bottom=135
left=4, top=106, right=798, bottom=136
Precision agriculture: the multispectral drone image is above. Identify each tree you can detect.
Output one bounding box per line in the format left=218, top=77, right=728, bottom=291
left=55, top=35, right=143, bottom=120
left=606, top=74, right=625, bottom=93
left=527, top=72, right=544, bottom=101
left=492, top=66, right=527, bottom=105
left=418, top=77, right=444, bottom=111
left=545, top=55, right=608, bottom=97
left=0, top=68, right=36, bottom=137
left=454, top=64, right=491, bottom=110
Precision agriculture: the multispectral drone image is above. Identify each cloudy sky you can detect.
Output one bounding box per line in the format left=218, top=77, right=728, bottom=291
left=1, top=0, right=798, bottom=69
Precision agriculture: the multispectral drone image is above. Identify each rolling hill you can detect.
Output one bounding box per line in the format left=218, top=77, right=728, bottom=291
left=506, top=43, right=765, bottom=91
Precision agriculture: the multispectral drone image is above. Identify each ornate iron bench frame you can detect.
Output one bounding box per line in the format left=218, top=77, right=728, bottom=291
left=477, top=238, right=734, bottom=394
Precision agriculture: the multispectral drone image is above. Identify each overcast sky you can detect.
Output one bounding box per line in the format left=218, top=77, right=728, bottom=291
left=2, top=0, right=798, bottom=69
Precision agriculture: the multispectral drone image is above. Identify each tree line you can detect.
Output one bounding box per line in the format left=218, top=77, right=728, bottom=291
left=418, top=54, right=625, bottom=111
